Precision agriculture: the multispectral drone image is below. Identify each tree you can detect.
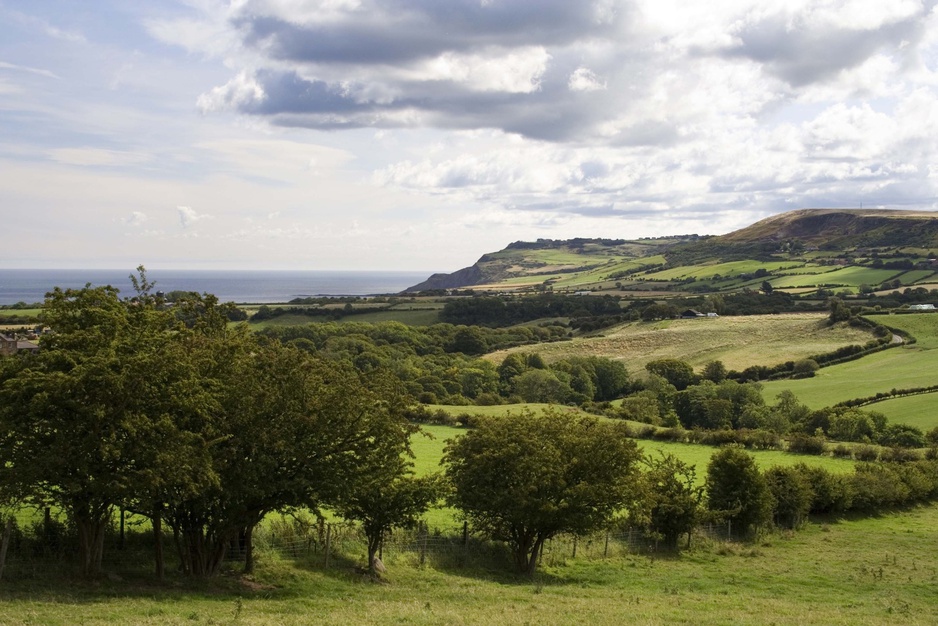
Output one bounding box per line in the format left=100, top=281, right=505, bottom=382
left=828, top=297, right=852, bottom=323
left=639, top=453, right=703, bottom=549
left=701, top=360, right=727, bottom=383
left=705, top=447, right=773, bottom=537
left=764, top=466, right=813, bottom=529
left=161, top=337, right=417, bottom=577
left=760, top=280, right=774, bottom=295
left=443, top=410, right=641, bottom=575
left=645, top=359, right=697, bottom=391
left=0, top=273, right=216, bottom=576
left=337, top=472, right=442, bottom=577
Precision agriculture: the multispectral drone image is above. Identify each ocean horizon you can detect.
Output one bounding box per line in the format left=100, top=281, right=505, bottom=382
left=0, top=269, right=434, bottom=306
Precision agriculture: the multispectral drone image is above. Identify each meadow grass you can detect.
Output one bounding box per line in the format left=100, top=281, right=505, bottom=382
left=643, top=260, right=805, bottom=281
left=3, top=503, right=938, bottom=624
left=863, top=392, right=938, bottom=430
left=770, top=267, right=902, bottom=289
left=760, top=313, right=938, bottom=412
left=485, top=313, right=874, bottom=373
left=760, top=346, right=938, bottom=409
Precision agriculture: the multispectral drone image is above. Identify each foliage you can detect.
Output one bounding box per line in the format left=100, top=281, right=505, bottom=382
left=705, top=447, right=774, bottom=537
left=764, top=466, right=814, bottom=528
left=645, top=358, right=697, bottom=391
left=443, top=410, right=641, bottom=574
left=639, top=453, right=703, bottom=549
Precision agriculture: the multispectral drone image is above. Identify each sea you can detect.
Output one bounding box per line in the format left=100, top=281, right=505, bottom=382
left=0, top=269, right=433, bottom=306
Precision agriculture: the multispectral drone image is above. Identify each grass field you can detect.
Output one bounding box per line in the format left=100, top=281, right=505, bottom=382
left=760, top=346, right=938, bottom=410
left=760, top=314, right=938, bottom=420
left=3, top=502, right=938, bottom=624
left=770, top=267, right=902, bottom=289
left=643, top=260, right=806, bottom=282
left=863, top=393, right=938, bottom=430
left=485, top=313, right=874, bottom=374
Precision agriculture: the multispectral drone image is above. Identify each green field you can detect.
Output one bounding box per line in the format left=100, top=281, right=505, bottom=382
left=760, top=314, right=938, bottom=421
left=643, top=260, right=804, bottom=282
left=864, top=392, right=938, bottom=430
left=770, top=267, right=902, bottom=289
left=761, top=346, right=938, bottom=410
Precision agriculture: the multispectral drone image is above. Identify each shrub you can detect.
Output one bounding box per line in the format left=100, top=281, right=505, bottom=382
left=652, top=427, right=688, bottom=442
left=854, top=445, right=880, bottom=462
left=880, top=447, right=922, bottom=463
left=791, top=359, right=820, bottom=379
left=706, top=446, right=774, bottom=537
left=792, top=464, right=852, bottom=514
left=832, top=444, right=853, bottom=459
left=764, top=466, right=814, bottom=528
left=788, top=434, right=827, bottom=456
left=741, top=429, right=782, bottom=450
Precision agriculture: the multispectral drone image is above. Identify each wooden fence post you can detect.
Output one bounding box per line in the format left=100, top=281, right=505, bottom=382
left=324, top=524, right=332, bottom=568
left=604, top=531, right=610, bottom=558
left=419, top=522, right=428, bottom=566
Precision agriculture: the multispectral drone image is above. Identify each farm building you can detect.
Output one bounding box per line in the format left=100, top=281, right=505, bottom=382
left=0, top=334, right=39, bottom=357
left=680, top=309, right=705, bottom=318
left=909, top=304, right=936, bottom=311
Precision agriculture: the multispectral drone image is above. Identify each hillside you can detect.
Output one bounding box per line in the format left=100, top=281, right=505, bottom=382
left=406, top=208, right=938, bottom=295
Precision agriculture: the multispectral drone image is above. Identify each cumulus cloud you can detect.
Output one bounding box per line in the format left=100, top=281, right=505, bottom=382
left=13, top=0, right=937, bottom=272
left=177, top=206, right=213, bottom=229
left=124, top=211, right=149, bottom=227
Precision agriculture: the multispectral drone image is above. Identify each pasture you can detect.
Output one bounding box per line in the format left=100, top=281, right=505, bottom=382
left=864, top=393, right=938, bottom=430
left=761, top=313, right=938, bottom=418
left=484, top=313, right=874, bottom=373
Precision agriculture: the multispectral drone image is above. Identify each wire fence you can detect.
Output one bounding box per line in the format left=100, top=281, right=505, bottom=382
left=0, top=514, right=741, bottom=577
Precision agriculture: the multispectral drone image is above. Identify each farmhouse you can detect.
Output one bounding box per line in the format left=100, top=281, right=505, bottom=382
left=680, top=309, right=705, bottom=318
left=0, top=333, right=39, bottom=357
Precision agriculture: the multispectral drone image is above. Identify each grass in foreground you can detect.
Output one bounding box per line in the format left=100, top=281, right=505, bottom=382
left=3, top=505, right=938, bottom=625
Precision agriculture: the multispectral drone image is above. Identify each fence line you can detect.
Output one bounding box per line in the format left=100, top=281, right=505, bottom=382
left=0, top=517, right=741, bottom=574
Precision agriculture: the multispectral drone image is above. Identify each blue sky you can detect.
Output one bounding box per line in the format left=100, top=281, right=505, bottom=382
left=2, top=0, right=937, bottom=271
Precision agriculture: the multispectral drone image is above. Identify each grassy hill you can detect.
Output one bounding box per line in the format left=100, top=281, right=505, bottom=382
left=484, top=313, right=873, bottom=373
left=405, top=209, right=938, bottom=296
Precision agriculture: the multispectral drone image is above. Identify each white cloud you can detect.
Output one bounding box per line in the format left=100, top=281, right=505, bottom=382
left=124, top=211, right=149, bottom=227
left=568, top=67, right=606, bottom=92
left=178, top=206, right=214, bottom=228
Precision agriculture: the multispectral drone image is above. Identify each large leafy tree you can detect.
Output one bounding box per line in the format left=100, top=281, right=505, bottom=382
left=443, top=410, right=641, bottom=575
left=0, top=274, right=214, bottom=576
left=161, top=328, right=419, bottom=577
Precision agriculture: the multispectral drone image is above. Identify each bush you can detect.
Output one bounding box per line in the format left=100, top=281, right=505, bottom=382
left=741, top=429, right=782, bottom=450
left=854, top=445, right=880, bottom=462
left=706, top=446, right=774, bottom=537
left=788, top=434, right=827, bottom=455
left=880, top=447, right=922, bottom=463
left=791, top=359, right=820, bottom=379
left=792, top=464, right=852, bottom=514
left=832, top=444, right=853, bottom=459
left=764, top=466, right=814, bottom=528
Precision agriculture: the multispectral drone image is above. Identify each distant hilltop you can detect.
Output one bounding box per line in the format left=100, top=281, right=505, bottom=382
left=404, top=208, right=938, bottom=292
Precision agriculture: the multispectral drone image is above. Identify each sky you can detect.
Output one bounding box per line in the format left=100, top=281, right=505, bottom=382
left=2, top=0, right=938, bottom=272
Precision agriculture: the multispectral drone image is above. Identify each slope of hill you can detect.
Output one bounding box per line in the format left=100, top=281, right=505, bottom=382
left=406, top=208, right=938, bottom=294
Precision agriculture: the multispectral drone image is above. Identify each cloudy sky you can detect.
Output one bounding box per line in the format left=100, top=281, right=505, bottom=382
left=2, top=0, right=937, bottom=271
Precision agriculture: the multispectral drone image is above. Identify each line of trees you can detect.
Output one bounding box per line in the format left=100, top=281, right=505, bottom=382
left=0, top=271, right=430, bottom=577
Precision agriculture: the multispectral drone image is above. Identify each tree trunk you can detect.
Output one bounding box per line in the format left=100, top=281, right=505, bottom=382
left=181, top=527, right=232, bottom=577
left=243, top=523, right=255, bottom=575
left=0, top=515, right=14, bottom=581
left=153, top=504, right=164, bottom=581
left=74, top=505, right=111, bottom=577
left=367, top=531, right=382, bottom=577
left=526, top=535, right=546, bottom=576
